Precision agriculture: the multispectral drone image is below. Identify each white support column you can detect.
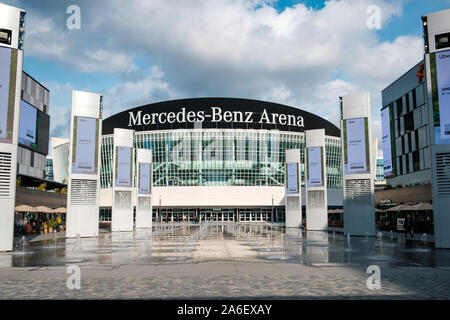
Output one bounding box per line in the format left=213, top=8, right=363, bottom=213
left=135, top=149, right=152, bottom=229
left=0, top=4, right=25, bottom=251
left=285, top=149, right=302, bottom=228
left=112, top=128, right=135, bottom=232
left=340, top=93, right=376, bottom=236
left=66, top=90, right=102, bottom=238
left=423, top=9, right=450, bottom=248
left=305, top=129, right=328, bottom=231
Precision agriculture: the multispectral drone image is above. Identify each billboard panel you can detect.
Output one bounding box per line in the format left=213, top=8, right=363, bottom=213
left=381, top=107, right=394, bottom=177
left=18, top=99, right=37, bottom=148
left=0, top=46, right=17, bottom=144
left=306, top=146, right=324, bottom=187
left=71, top=116, right=99, bottom=174
left=18, top=99, right=50, bottom=154
left=431, top=49, right=450, bottom=144
left=286, top=162, right=299, bottom=194
left=343, top=117, right=370, bottom=174
left=138, top=162, right=151, bottom=195
left=115, top=146, right=132, bottom=187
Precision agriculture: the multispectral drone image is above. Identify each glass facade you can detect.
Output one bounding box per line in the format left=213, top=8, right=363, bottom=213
left=376, top=158, right=384, bottom=181
left=100, top=130, right=342, bottom=189
left=99, top=207, right=286, bottom=223
left=45, top=157, right=53, bottom=181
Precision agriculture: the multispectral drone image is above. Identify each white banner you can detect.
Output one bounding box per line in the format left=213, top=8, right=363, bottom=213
left=116, top=146, right=132, bottom=187
left=138, top=162, right=151, bottom=195
left=0, top=47, right=11, bottom=140
left=345, top=117, right=367, bottom=174
left=381, top=108, right=393, bottom=176
left=436, top=49, right=450, bottom=141
left=307, top=147, right=323, bottom=187
left=286, top=162, right=299, bottom=194
left=73, top=116, right=97, bottom=174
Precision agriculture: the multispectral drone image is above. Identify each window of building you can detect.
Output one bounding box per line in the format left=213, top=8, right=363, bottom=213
left=397, top=98, right=403, bottom=117
left=407, top=132, right=412, bottom=152
left=414, top=129, right=419, bottom=150
left=404, top=154, right=409, bottom=174
left=395, top=119, right=400, bottom=137
left=405, top=111, right=414, bottom=132
left=405, top=93, right=410, bottom=112
left=401, top=135, right=405, bottom=154
left=413, top=150, right=420, bottom=172
left=415, top=84, right=425, bottom=106
left=418, top=126, right=427, bottom=149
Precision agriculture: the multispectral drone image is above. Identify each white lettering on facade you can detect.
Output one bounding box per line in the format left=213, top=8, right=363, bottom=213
left=127, top=107, right=305, bottom=128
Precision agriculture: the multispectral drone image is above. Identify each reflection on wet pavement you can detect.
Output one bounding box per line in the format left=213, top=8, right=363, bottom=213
left=2, top=223, right=450, bottom=268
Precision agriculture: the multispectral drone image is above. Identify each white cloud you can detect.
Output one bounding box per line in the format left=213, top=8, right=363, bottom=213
left=43, top=81, right=75, bottom=139
left=102, top=66, right=174, bottom=118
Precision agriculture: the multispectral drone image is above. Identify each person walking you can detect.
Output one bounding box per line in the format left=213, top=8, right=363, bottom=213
left=405, top=214, right=414, bottom=239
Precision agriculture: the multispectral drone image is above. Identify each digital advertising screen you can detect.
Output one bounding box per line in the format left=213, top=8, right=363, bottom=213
left=431, top=49, right=450, bottom=144
left=0, top=46, right=18, bottom=144
left=115, top=146, right=133, bottom=187
left=71, top=116, right=99, bottom=175
left=306, top=146, right=324, bottom=187
left=18, top=99, right=37, bottom=148
left=286, top=162, right=299, bottom=194
left=138, top=162, right=151, bottom=195
left=343, top=117, right=370, bottom=175
left=381, top=107, right=394, bottom=177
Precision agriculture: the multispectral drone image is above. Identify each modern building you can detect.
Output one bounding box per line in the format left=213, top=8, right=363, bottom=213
left=45, top=156, right=53, bottom=180
left=50, top=137, right=69, bottom=184
left=375, top=157, right=386, bottom=186
left=379, top=60, right=433, bottom=204
left=381, top=61, right=431, bottom=189
left=16, top=72, right=50, bottom=182
left=92, top=98, right=343, bottom=222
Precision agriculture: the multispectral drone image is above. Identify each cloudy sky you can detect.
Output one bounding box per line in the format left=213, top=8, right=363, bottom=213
left=4, top=0, right=450, bottom=153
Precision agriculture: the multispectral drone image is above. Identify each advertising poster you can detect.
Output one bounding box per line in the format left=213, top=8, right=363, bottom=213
left=307, top=146, right=323, bottom=187
left=115, top=146, right=132, bottom=187
left=138, top=162, right=151, bottom=195
left=18, top=100, right=38, bottom=148
left=397, top=218, right=405, bottom=231
left=72, top=116, right=98, bottom=174
left=0, top=47, right=17, bottom=144
left=286, top=162, right=299, bottom=194
left=431, top=49, right=450, bottom=144
left=381, top=107, right=394, bottom=177
left=344, top=117, right=370, bottom=174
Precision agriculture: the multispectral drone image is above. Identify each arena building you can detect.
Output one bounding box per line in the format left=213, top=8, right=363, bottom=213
left=96, top=98, right=343, bottom=223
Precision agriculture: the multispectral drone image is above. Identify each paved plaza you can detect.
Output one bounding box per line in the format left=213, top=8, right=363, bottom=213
left=1, top=223, right=450, bottom=299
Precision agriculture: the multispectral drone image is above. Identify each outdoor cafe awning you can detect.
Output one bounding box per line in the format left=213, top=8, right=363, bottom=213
left=15, top=205, right=67, bottom=214
left=386, top=203, right=433, bottom=212
left=408, top=203, right=433, bottom=211
left=15, top=205, right=37, bottom=212
left=52, top=207, right=67, bottom=214
left=386, top=204, right=410, bottom=212
left=34, top=206, right=54, bottom=213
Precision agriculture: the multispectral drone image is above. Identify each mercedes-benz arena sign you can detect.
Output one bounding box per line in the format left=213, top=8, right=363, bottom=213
left=102, top=97, right=340, bottom=137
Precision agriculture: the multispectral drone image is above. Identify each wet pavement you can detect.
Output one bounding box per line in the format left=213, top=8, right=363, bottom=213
left=2, top=223, right=449, bottom=268
left=1, top=222, right=450, bottom=299
left=0, top=223, right=450, bottom=267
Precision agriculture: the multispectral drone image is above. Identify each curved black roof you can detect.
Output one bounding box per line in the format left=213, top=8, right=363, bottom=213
left=102, top=97, right=340, bottom=137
